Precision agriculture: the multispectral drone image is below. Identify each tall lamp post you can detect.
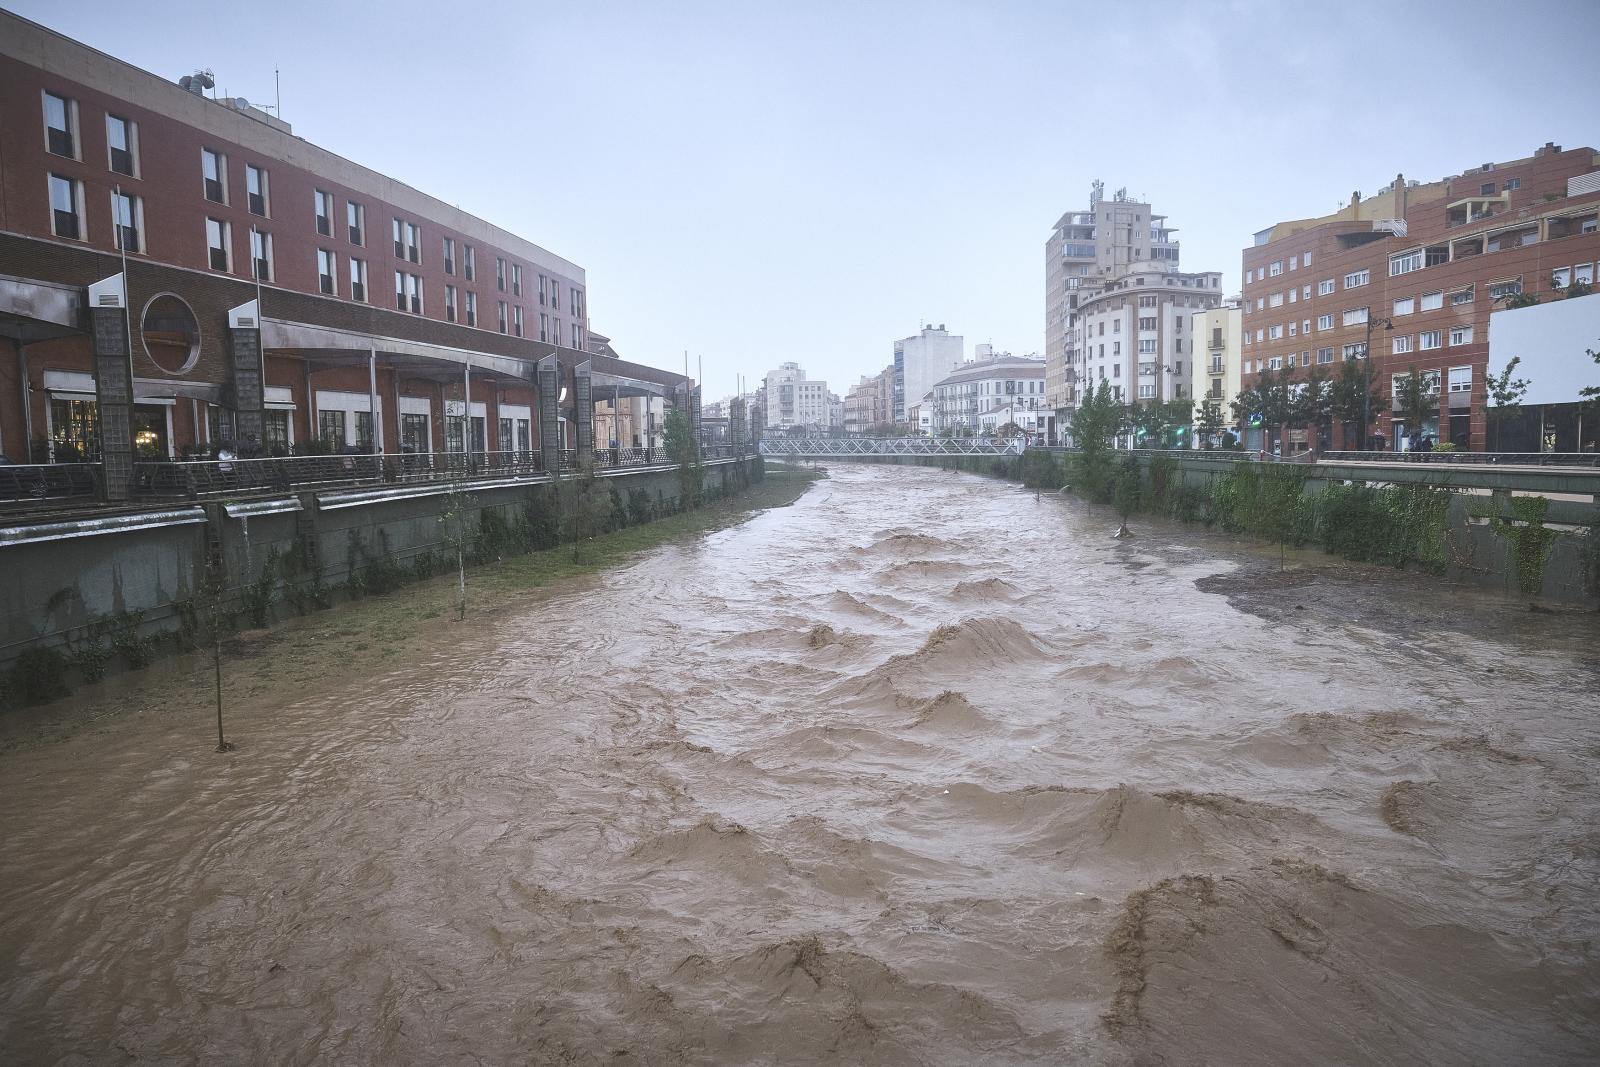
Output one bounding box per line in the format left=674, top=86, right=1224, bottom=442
left=1362, top=315, right=1394, bottom=450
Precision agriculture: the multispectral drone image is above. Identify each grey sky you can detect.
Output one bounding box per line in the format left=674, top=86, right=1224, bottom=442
left=14, top=0, right=1599, bottom=401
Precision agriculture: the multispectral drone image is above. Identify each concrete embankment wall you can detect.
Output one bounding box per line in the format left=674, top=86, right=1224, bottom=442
left=824, top=450, right=1600, bottom=607
left=0, top=459, right=756, bottom=691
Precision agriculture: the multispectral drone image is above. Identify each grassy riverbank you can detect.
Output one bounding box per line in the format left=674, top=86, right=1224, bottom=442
left=0, top=464, right=825, bottom=753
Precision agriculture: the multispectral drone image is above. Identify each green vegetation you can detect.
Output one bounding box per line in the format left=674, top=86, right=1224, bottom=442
left=1476, top=494, right=1558, bottom=598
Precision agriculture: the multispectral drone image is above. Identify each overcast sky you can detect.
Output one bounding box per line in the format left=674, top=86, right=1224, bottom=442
left=16, top=0, right=1599, bottom=401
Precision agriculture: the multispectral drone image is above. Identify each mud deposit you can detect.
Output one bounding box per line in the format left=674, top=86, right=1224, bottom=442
left=3, top=465, right=1598, bottom=1064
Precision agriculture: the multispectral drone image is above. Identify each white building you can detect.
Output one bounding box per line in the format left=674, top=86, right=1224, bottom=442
left=1186, top=298, right=1244, bottom=447
left=893, top=324, right=965, bottom=424
left=1075, top=264, right=1224, bottom=408
left=927, top=353, right=1048, bottom=436
left=763, top=362, right=834, bottom=431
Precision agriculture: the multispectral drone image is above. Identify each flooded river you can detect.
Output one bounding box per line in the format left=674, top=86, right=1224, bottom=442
left=3, top=464, right=1598, bottom=1065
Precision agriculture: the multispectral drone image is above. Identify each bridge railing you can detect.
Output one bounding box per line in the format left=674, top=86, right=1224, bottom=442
left=759, top=437, right=1025, bottom=457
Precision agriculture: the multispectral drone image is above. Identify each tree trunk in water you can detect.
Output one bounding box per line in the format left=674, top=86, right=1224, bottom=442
left=457, top=550, right=466, bottom=622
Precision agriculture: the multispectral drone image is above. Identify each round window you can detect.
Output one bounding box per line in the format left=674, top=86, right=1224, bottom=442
left=141, top=293, right=201, bottom=375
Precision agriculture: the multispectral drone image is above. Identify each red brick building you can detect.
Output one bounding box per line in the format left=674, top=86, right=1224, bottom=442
left=1240, top=143, right=1600, bottom=452
left=0, top=10, right=689, bottom=497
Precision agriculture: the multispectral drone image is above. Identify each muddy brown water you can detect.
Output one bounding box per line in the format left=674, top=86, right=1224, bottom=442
left=3, top=464, right=1598, bottom=1065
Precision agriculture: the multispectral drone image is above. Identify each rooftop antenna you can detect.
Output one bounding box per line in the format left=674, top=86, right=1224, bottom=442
left=275, top=68, right=281, bottom=121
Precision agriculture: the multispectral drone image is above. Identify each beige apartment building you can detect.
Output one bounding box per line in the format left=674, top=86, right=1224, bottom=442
left=1187, top=298, right=1243, bottom=444
left=1074, top=265, right=1223, bottom=415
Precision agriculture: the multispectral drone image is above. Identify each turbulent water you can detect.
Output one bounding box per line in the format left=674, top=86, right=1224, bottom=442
left=3, top=464, right=1599, bottom=1065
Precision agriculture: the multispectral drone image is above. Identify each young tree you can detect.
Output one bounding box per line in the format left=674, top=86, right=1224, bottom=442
left=1486, top=355, right=1530, bottom=452
left=1393, top=366, right=1440, bottom=450
left=1293, top=365, right=1332, bottom=450
left=1330, top=359, right=1381, bottom=449
left=1231, top=371, right=1269, bottom=447
left=1581, top=340, right=1600, bottom=403
left=1069, top=380, right=1121, bottom=502
left=1162, top=397, right=1196, bottom=449
left=1197, top=401, right=1225, bottom=451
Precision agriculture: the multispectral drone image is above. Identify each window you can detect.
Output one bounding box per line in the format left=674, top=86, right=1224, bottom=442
left=1268, top=325, right=1282, bottom=340
left=408, top=274, right=423, bottom=313
left=1480, top=181, right=1496, bottom=195
left=1317, top=313, right=1333, bottom=330
left=396, top=271, right=422, bottom=313
left=1289, top=255, right=1298, bottom=270
left=393, top=219, right=420, bottom=262
left=1113, top=320, right=1122, bottom=333
left=43, top=91, right=77, bottom=157
left=349, top=257, right=366, bottom=302
left=106, top=114, right=137, bottom=175
left=1393, top=297, right=1415, bottom=316
left=1449, top=366, right=1472, bottom=393
left=314, top=190, right=333, bottom=236
left=497, top=300, right=508, bottom=333
left=1343, top=343, right=1367, bottom=360
left=48, top=174, right=84, bottom=240
left=1487, top=279, right=1522, bottom=300
left=245, top=164, right=269, bottom=216
left=1318, top=278, right=1335, bottom=295
left=1420, top=291, right=1444, bottom=311
left=572, top=322, right=583, bottom=348
left=443, top=238, right=456, bottom=275
left=1449, top=287, right=1473, bottom=306
left=1344, top=269, right=1370, bottom=289
left=463, top=245, right=476, bottom=281
left=110, top=191, right=143, bottom=253
left=1269, top=260, right=1283, bottom=276
left=539, top=312, right=548, bottom=341
left=1256, top=298, right=1264, bottom=311
left=512, top=264, right=522, bottom=296
left=206, top=218, right=231, bottom=271
left=1420, top=330, right=1442, bottom=351
left=513, top=305, right=524, bottom=337
left=1113, top=341, right=1122, bottom=356
left=347, top=201, right=364, bottom=245
left=264, top=410, right=290, bottom=452
left=445, top=285, right=458, bottom=322
left=1505, top=178, right=1521, bottom=191
left=1343, top=307, right=1369, bottom=327
left=1551, top=267, right=1571, bottom=288
left=1577, top=263, right=1596, bottom=286
left=1139, top=317, right=1156, bottom=329
left=1393, top=335, right=1413, bottom=354
left=551, top=280, right=560, bottom=311
left=317, top=248, right=336, bottom=295
left=1449, top=325, right=1474, bottom=346
left=1289, top=289, right=1298, bottom=303
left=1302, top=319, right=1311, bottom=334
left=1269, top=356, right=1283, bottom=369
left=1138, top=384, right=1155, bottom=399
left=1254, top=328, right=1264, bottom=342
left=1303, top=251, right=1312, bottom=267
left=465, top=290, right=477, bottom=327
left=1138, top=295, right=1157, bottom=308
left=1269, top=292, right=1284, bottom=307
left=319, top=409, right=344, bottom=450
left=1317, top=347, right=1333, bottom=364
left=1288, top=322, right=1298, bottom=336
left=1137, top=339, right=1155, bottom=353
left=202, top=148, right=227, bottom=203
left=496, top=257, right=507, bottom=291
left=1389, top=249, right=1423, bottom=276
left=250, top=230, right=274, bottom=280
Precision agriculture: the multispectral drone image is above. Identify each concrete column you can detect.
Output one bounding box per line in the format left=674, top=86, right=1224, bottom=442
left=574, top=359, right=593, bottom=464
left=368, top=346, right=381, bottom=454
left=88, top=274, right=135, bottom=501
left=537, top=353, right=560, bottom=467
left=227, top=300, right=265, bottom=452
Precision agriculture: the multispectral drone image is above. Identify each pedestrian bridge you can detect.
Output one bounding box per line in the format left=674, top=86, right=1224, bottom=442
left=760, top=437, right=1024, bottom=458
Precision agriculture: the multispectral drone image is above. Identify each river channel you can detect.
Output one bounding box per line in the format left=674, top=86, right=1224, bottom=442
left=2, top=464, right=1598, bottom=1065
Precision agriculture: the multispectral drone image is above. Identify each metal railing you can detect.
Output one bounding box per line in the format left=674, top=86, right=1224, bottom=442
left=1320, top=450, right=1600, bottom=468
left=0, top=462, right=102, bottom=503
left=134, top=454, right=387, bottom=499
left=760, top=437, right=1025, bottom=457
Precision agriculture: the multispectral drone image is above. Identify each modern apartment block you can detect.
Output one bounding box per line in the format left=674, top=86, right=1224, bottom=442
left=1074, top=265, right=1224, bottom=408
left=927, top=353, right=1048, bottom=437
left=1187, top=298, right=1243, bottom=438
left=762, top=362, right=835, bottom=431
left=0, top=10, right=693, bottom=495
left=893, top=324, right=964, bottom=424
left=1045, top=182, right=1182, bottom=418
left=1240, top=142, right=1600, bottom=450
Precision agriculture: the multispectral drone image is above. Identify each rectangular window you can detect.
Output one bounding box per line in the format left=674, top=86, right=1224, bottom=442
left=463, top=245, right=476, bottom=281
left=347, top=201, right=364, bottom=245
left=1420, top=291, right=1444, bottom=311
left=206, top=217, right=231, bottom=271
left=539, top=312, right=548, bottom=341
left=246, top=164, right=269, bottom=216
left=1449, top=325, right=1474, bottom=346
left=445, top=285, right=458, bottom=322
left=513, top=305, right=524, bottom=337
left=43, top=91, right=77, bottom=157
left=1389, top=249, right=1423, bottom=276
left=1487, top=280, right=1522, bottom=300
left=1289, top=289, right=1297, bottom=304
left=1269, top=260, right=1283, bottom=276
left=106, top=114, right=137, bottom=176
left=1269, top=292, right=1284, bottom=307
left=1288, top=322, right=1298, bottom=336
left=1576, top=263, right=1595, bottom=286
left=512, top=264, right=522, bottom=296
left=1449, top=366, right=1472, bottom=393
left=264, top=410, right=290, bottom=452
left=1449, top=287, right=1473, bottom=306
left=1254, top=328, right=1264, bottom=342
left=1317, top=314, right=1333, bottom=330
left=406, top=223, right=420, bottom=263
left=496, top=257, right=507, bottom=291
left=314, top=189, right=333, bottom=236
left=1289, top=255, right=1298, bottom=270
left=1420, top=330, right=1442, bottom=351
left=1267, top=325, right=1282, bottom=340
left=110, top=190, right=142, bottom=253
left=1393, top=335, right=1413, bottom=354
left=202, top=148, right=227, bottom=203
left=1269, top=356, right=1282, bottom=369
left=1318, top=278, right=1335, bottom=296
left=1394, top=297, right=1415, bottom=316
left=395, top=271, right=405, bottom=310
left=465, top=290, right=477, bottom=327
left=1343, top=343, right=1367, bottom=360
left=1303, top=251, right=1313, bottom=267
left=1552, top=267, right=1571, bottom=289
left=409, top=274, right=423, bottom=314
left=317, top=248, right=336, bottom=295
left=551, top=280, right=560, bottom=312
left=1344, top=269, right=1370, bottom=289
left=497, top=300, right=508, bottom=333
left=250, top=229, right=273, bottom=281
left=401, top=412, right=430, bottom=454
left=319, top=409, right=344, bottom=450
left=443, top=237, right=456, bottom=275
left=1317, top=347, right=1333, bottom=364
left=1343, top=307, right=1369, bottom=327
left=1302, top=319, right=1311, bottom=334
left=349, top=257, right=366, bottom=302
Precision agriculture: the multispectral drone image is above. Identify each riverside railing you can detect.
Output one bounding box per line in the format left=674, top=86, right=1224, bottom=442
left=0, top=462, right=101, bottom=504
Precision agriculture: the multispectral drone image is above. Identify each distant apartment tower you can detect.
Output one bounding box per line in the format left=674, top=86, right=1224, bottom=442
left=1045, top=182, right=1182, bottom=421
left=893, top=324, right=964, bottom=423
left=1075, top=265, right=1223, bottom=408
left=1240, top=142, right=1600, bottom=451
left=763, top=362, right=833, bottom=430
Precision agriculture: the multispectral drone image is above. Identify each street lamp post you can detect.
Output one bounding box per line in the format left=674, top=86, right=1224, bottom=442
left=1361, top=315, right=1394, bottom=450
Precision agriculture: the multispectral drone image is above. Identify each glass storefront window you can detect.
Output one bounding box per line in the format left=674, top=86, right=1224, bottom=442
left=50, top=397, right=99, bottom=461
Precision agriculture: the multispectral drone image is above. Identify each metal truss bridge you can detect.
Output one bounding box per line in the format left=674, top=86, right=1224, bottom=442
left=759, top=437, right=1024, bottom=458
